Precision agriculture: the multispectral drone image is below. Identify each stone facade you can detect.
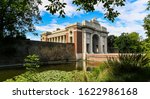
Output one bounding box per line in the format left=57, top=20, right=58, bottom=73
left=41, top=18, right=108, bottom=59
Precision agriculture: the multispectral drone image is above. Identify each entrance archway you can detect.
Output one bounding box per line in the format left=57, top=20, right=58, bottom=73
left=92, top=34, right=99, bottom=53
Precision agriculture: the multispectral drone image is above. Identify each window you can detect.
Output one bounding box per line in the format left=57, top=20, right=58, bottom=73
left=70, top=37, right=73, bottom=43
left=70, top=31, right=72, bottom=35
left=86, top=44, right=89, bottom=53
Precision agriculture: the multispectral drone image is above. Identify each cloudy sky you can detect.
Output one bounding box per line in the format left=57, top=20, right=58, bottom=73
left=27, top=0, right=150, bottom=41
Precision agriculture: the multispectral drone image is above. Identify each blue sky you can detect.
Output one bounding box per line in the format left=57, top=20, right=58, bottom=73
left=27, top=0, right=150, bottom=41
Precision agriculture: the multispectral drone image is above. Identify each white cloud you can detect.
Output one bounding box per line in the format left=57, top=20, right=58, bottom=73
left=27, top=35, right=40, bottom=41
left=117, top=0, right=149, bottom=22
left=98, top=17, right=146, bottom=38
left=38, top=0, right=50, bottom=16
left=36, top=0, right=149, bottom=40
left=35, top=19, right=70, bottom=32
left=38, top=0, right=83, bottom=17
left=97, top=0, right=149, bottom=38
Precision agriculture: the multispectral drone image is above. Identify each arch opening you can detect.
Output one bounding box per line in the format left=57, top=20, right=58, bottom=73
left=92, top=34, right=99, bottom=53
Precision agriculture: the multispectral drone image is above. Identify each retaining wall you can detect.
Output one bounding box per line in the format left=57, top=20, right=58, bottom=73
left=0, top=40, right=75, bottom=65
left=86, top=53, right=119, bottom=62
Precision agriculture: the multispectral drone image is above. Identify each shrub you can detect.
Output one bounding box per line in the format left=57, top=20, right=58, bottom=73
left=95, top=53, right=150, bottom=82
left=24, top=54, right=40, bottom=72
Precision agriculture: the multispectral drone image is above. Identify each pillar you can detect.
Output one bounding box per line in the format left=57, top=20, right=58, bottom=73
left=98, top=35, right=101, bottom=53
left=100, top=36, right=103, bottom=53
left=62, top=36, right=64, bottom=43
left=89, top=34, right=93, bottom=54
left=57, top=36, right=60, bottom=42
left=63, top=35, right=65, bottom=43
left=54, top=37, right=56, bottom=42
left=104, top=36, right=107, bottom=53
left=82, top=31, right=86, bottom=60
left=56, top=37, right=57, bottom=42
left=57, top=37, right=58, bottom=42
left=61, top=36, right=63, bottom=43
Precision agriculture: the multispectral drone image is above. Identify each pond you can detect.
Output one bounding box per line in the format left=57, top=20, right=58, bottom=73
left=0, top=61, right=102, bottom=82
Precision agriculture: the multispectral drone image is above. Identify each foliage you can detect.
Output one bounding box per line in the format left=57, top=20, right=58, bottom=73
left=45, top=0, right=67, bottom=18
left=5, top=70, right=90, bottom=82
left=45, top=0, right=125, bottom=22
left=94, top=53, right=150, bottom=82
left=115, top=32, right=142, bottom=53
left=143, top=14, right=150, bottom=38
left=146, top=0, right=150, bottom=10
left=24, top=54, right=40, bottom=72
left=5, top=71, right=40, bottom=82
left=0, top=0, right=126, bottom=40
left=141, top=39, right=150, bottom=53
left=0, top=0, right=41, bottom=39
left=143, top=0, right=150, bottom=38
left=107, top=35, right=118, bottom=53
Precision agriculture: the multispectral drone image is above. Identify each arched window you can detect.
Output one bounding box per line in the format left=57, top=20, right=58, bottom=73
left=70, top=31, right=72, bottom=35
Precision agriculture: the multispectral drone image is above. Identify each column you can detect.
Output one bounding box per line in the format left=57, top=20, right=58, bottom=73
left=89, top=34, right=93, bottom=54
left=62, top=35, right=64, bottom=43
left=82, top=31, right=86, bottom=60
left=56, top=37, right=58, bottom=42
left=61, top=36, right=63, bottom=43
left=54, top=37, right=55, bottom=42
left=55, top=37, right=57, bottom=42
left=98, top=35, right=101, bottom=53
left=104, top=36, right=107, bottom=53
left=58, top=36, right=60, bottom=42
left=99, top=36, right=103, bottom=53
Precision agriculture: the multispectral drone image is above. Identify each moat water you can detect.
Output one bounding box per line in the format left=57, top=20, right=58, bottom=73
left=0, top=61, right=102, bottom=82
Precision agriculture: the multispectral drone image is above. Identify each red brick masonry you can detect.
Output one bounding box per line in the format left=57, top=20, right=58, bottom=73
left=86, top=53, right=119, bottom=62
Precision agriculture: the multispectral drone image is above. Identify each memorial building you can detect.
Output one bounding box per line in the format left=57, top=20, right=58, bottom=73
left=41, top=18, right=108, bottom=59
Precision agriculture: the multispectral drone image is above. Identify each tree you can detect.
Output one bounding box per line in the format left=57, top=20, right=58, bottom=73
left=107, top=35, right=118, bottom=53
left=0, top=0, right=41, bottom=40
left=141, top=39, right=150, bottom=53
left=143, top=1, right=150, bottom=38
left=45, top=0, right=125, bottom=22
left=115, top=32, right=142, bottom=53
left=143, top=15, right=150, bottom=38
left=1, top=0, right=126, bottom=40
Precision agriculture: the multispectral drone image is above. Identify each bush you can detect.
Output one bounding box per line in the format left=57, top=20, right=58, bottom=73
left=24, top=54, right=40, bottom=72
left=94, top=53, right=150, bottom=82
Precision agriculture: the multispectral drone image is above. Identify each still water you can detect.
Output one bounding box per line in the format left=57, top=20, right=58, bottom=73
left=0, top=61, right=101, bottom=82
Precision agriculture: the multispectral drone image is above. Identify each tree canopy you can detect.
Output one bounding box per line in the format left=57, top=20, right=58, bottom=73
left=114, top=32, right=142, bottom=53
left=107, top=35, right=117, bottom=53
left=46, top=0, right=125, bottom=22
left=0, top=0, right=126, bottom=40
left=0, top=0, right=41, bottom=40
left=143, top=1, right=150, bottom=38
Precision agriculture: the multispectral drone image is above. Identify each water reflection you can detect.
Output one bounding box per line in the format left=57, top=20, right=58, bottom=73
left=0, top=61, right=102, bottom=81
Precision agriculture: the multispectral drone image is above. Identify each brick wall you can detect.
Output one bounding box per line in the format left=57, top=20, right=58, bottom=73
left=86, top=53, right=119, bottom=62
left=76, top=31, right=82, bottom=53
left=0, top=40, right=76, bottom=65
